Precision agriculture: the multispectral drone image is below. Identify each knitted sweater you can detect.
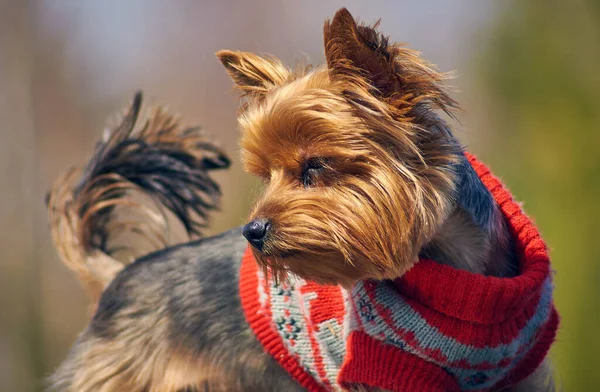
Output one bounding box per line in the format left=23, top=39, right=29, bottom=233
left=239, top=153, right=559, bottom=391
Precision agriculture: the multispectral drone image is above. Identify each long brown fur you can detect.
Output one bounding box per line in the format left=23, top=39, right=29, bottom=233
left=217, top=9, right=462, bottom=287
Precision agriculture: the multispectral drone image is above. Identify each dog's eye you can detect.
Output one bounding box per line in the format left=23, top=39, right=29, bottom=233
left=301, top=158, right=325, bottom=188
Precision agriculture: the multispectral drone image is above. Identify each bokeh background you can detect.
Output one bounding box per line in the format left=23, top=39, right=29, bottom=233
left=1, top=0, right=598, bottom=390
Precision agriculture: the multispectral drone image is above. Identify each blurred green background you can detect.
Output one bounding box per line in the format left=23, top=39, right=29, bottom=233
left=0, top=0, right=598, bottom=390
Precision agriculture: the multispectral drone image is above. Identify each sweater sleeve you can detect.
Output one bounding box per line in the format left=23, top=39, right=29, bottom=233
left=338, top=331, right=461, bottom=392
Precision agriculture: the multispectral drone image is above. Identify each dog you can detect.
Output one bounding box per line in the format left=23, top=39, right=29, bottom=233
left=46, top=8, right=558, bottom=392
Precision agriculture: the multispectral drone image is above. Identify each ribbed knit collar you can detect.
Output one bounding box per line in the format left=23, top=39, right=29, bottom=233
left=395, top=152, right=553, bottom=325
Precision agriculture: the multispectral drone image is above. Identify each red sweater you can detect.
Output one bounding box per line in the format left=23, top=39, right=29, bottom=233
left=239, top=153, right=559, bottom=391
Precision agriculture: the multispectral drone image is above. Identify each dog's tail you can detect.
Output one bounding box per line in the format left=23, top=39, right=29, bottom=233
left=46, top=92, right=230, bottom=302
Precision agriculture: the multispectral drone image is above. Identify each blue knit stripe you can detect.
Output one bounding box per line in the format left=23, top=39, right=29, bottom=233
left=351, top=277, right=553, bottom=371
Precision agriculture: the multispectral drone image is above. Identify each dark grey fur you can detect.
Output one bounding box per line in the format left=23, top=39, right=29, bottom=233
left=53, top=227, right=304, bottom=391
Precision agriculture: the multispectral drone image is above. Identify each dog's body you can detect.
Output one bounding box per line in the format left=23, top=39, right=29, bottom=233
left=51, top=228, right=306, bottom=391
left=47, top=9, right=557, bottom=392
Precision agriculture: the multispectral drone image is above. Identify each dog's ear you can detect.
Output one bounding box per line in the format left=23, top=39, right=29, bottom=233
left=323, top=8, right=400, bottom=95
left=323, top=8, right=454, bottom=111
left=216, top=50, right=291, bottom=99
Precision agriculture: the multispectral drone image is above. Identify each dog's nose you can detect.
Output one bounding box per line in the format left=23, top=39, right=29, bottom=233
left=243, top=219, right=270, bottom=251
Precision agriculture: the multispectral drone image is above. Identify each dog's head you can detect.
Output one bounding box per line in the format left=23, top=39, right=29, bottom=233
left=218, top=8, right=462, bottom=286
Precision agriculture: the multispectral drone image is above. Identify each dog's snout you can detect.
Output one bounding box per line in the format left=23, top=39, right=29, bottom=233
left=243, top=219, right=270, bottom=251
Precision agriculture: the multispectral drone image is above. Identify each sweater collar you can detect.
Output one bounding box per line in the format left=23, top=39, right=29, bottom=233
left=394, top=152, right=553, bottom=324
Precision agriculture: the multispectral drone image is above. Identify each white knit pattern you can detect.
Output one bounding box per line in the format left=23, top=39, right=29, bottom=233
left=257, top=269, right=347, bottom=390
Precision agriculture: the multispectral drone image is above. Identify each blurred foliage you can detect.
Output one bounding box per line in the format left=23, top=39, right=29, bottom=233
left=477, top=0, right=600, bottom=389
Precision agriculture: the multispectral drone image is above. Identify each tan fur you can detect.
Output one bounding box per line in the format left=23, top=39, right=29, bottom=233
left=218, top=10, right=461, bottom=287
left=47, top=166, right=127, bottom=303
left=52, top=302, right=225, bottom=391
left=424, top=209, right=494, bottom=274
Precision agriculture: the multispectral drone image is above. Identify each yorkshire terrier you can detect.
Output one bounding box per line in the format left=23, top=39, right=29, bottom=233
left=47, top=8, right=558, bottom=392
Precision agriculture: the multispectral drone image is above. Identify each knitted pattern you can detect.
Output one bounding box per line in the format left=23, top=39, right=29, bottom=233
left=239, top=153, right=559, bottom=391
left=239, top=251, right=347, bottom=391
